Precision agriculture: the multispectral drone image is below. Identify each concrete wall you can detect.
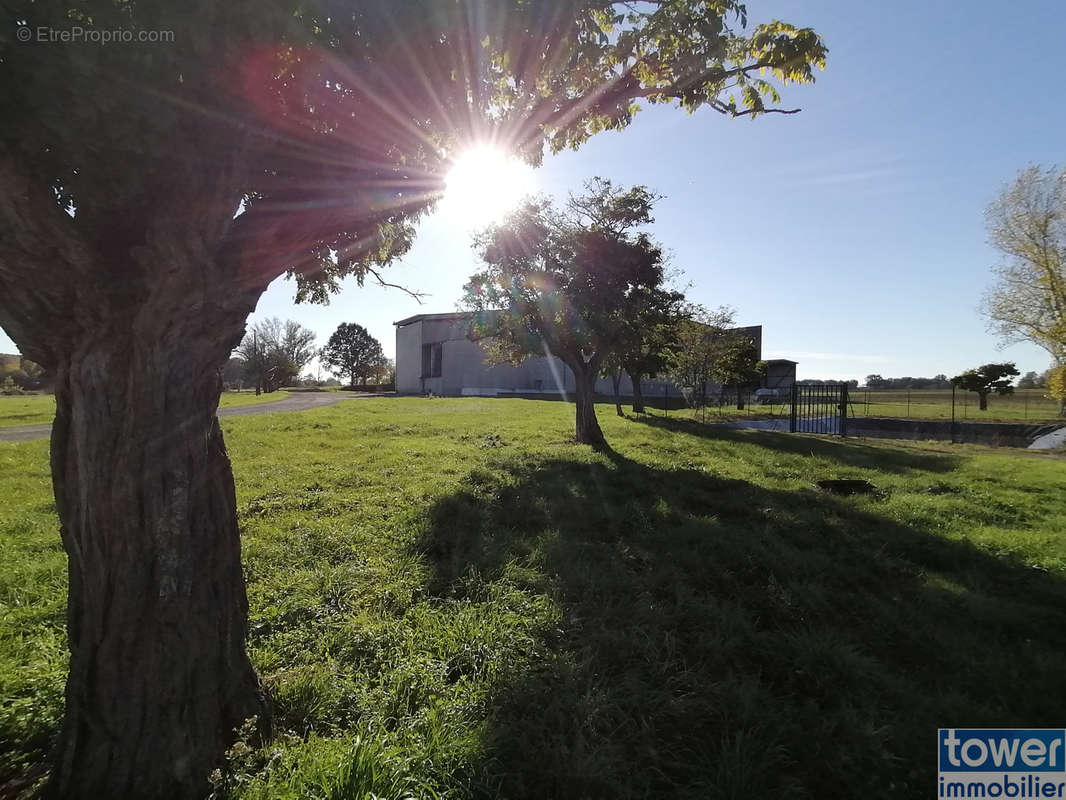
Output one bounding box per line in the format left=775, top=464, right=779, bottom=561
left=764, top=363, right=796, bottom=392
left=396, top=317, right=651, bottom=397
left=849, top=417, right=1063, bottom=447
left=395, top=321, right=423, bottom=394
left=396, top=316, right=777, bottom=400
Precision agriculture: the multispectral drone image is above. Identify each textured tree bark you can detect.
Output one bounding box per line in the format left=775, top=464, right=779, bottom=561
left=628, top=370, right=645, bottom=413
left=979, top=392, right=989, bottom=411
left=0, top=150, right=271, bottom=798
left=44, top=325, right=268, bottom=800
left=572, top=365, right=607, bottom=449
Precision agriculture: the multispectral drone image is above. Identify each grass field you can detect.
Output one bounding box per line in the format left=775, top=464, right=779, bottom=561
left=622, top=388, right=1065, bottom=425
left=2, top=398, right=1065, bottom=798
left=852, top=388, right=1063, bottom=423
left=0, top=390, right=288, bottom=428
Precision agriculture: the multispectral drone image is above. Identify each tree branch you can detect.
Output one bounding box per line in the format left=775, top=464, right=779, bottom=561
left=364, top=265, right=426, bottom=302
left=0, top=150, right=103, bottom=365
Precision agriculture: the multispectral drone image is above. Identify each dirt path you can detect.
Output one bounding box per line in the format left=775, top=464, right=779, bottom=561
left=0, top=392, right=387, bottom=443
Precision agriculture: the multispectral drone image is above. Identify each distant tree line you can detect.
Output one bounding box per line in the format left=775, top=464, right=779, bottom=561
left=862, top=369, right=1055, bottom=392
left=221, top=318, right=393, bottom=393
left=797, top=378, right=859, bottom=388
left=863, top=374, right=953, bottom=390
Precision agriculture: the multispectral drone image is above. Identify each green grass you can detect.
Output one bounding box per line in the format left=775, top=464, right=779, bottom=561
left=853, top=388, right=1063, bottom=422
left=2, top=398, right=1065, bottom=799
left=0, top=390, right=288, bottom=428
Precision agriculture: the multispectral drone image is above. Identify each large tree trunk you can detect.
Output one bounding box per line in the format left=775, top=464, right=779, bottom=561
left=979, top=392, right=988, bottom=411
left=628, top=370, right=645, bottom=413
left=0, top=152, right=275, bottom=799
left=572, top=366, right=607, bottom=449
left=45, top=330, right=269, bottom=799
left=611, top=370, right=624, bottom=417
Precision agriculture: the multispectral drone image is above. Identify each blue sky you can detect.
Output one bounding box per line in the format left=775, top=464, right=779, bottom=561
left=3, top=0, right=1062, bottom=382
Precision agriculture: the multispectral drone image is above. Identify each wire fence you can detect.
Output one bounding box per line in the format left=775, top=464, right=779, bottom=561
left=852, top=388, right=1062, bottom=423
left=635, top=386, right=1064, bottom=424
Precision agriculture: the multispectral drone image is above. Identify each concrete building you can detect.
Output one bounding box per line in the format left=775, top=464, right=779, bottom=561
left=763, top=359, right=799, bottom=394
left=394, top=312, right=796, bottom=398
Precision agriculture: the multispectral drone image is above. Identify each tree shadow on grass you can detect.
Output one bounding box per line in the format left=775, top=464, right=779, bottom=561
left=633, top=413, right=962, bottom=475
left=418, top=454, right=1066, bottom=799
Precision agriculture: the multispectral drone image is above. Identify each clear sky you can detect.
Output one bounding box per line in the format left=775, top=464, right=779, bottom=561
left=3, top=0, right=1063, bottom=382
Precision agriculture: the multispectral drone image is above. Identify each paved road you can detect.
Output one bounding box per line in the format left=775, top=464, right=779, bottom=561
left=0, top=392, right=385, bottom=443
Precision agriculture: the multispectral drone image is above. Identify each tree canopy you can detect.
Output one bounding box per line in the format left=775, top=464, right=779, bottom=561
left=236, top=317, right=317, bottom=392
left=982, top=165, right=1066, bottom=366
left=463, top=178, right=672, bottom=446
left=1, top=1, right=827, bottom=358
left=951, top=362, right=1020, bottom=410
left=320, top=322, right=387, bottom=387
left=1045, top=365, right=1066, bottom=415
left=665, top=304, right=740, bottom=404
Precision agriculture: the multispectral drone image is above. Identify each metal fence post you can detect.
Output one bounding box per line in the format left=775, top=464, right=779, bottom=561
left=840, top=384, right=849, bottom=437
left=951, top=385, right=956, bottom=444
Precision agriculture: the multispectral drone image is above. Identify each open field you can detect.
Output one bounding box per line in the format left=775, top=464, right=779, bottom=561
left=0, top=390, right=289, bottom=428
left=852, top=388, right=1063, bottom=423
left=2, top=398, right=1065, bottom=798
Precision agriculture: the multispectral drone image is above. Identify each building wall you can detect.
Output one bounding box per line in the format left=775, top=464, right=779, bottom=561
left=395, top=321, right=424, bottom=394
left=396, top=317, right=646, bottom=397
left=763, top=363, right=797, bottom=391
left=395, top=316, right=770, bottom=399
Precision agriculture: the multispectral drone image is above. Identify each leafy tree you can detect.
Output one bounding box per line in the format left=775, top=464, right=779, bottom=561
left=237, top=318, right=317, bottom=392
left=614, top=284, right=686, bottom=413
left=982, top=166, right=1066, bottom=365
left=221, top=357, right=246, bottom=390
left=1017, top=370, right=1040, bottom=389
left=862, top=374, right=953, bottom=390
left=1045, top=365, right=1066, bottom=416
left=0, top=1, right=826, bottom=793
left=951, top=362, right=1020, bottom=411
left=378, top=357, right=396, bottom=386
left=666, top=305, right=737, bottom=407
left=464, top=179, right=671, bottom=448
left=320, top=322, right=386, bottom=387
left=712, top=333, right=765, bottom=408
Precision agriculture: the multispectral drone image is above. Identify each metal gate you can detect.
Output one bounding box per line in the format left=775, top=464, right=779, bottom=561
left=790, top=383, right=849, bottom=436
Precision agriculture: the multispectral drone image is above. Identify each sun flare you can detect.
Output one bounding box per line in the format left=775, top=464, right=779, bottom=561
left=443, top=146, right=536, bottom=229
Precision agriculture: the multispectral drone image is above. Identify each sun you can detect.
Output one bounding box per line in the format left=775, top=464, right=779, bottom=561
left=442, top=146, right=537, bottom=229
